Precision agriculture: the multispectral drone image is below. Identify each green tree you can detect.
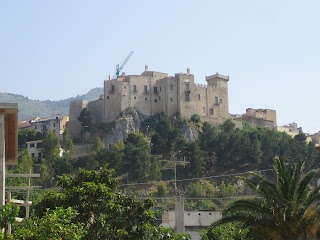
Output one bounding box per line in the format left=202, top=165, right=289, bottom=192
left=77, top=108, right=92, bottom=132
left=16, top=207, right=84, bottom=240
left=210, top=157, right=320, bottom=240
left=201, top=222, right=253, bottom=240
left=42, top=131, right=60, bottom=175
left=0, top=203, right=19, bottom=240
left=123, top=133, right=151, bottom=180
left=62, top=129, right=73, bottom=159
left=33, top=167, right=155, bottom=240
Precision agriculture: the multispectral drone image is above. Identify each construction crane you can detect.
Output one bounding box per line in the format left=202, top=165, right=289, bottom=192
left=113, top=51, right=134, bottom=79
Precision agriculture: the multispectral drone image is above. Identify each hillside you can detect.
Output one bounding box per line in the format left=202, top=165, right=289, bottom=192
left=0, top=87, right=103, bottom=120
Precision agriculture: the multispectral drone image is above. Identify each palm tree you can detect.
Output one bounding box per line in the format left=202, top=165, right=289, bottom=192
left=209, top=157, right=320, bottom=240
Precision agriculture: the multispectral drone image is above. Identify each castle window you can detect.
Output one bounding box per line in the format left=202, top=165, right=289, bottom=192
left=220, top=98, right=223, bottom=104
left=170, top=98, right=173, bottom=102
left=185, top=83, right=190, bottom=91
left=154, top=99, right=157, bottom=103
left=144, top=85, right=148, bottom=93
left=185, top=93, right=190, bottom=102
left=160, top=87, right=162, bottom=91
left=134, top=96, right=136, bottom=99
left=154, top=87, right=158, bottom=93
left=197, top=94, right=201, bottom=100
left=159, top=96, right=161, bottom=100
left=215, top=97, right=219, bottom=104
left=145, top=98, right=147, bottom=101
left=210, top=108, right=214, bottom=115
left=133, top=85, right=137, bottom=92
left=111, top=85, right=115, bottom=93
left=123, top=95, right=125, bottom=97
left=170, top=85, right=173, bottom=90
left=202, top=107, right=205, bottom=113
left=107, top=96, right=109, bottom=99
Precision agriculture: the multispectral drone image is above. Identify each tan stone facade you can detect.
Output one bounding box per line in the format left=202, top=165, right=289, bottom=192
left=68, top=67, right=231, bottom=138
left=104, top=67, right=229, bottom=122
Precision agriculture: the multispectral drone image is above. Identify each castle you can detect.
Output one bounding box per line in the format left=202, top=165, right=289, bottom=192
left=68, top=65, right=230, bottom=138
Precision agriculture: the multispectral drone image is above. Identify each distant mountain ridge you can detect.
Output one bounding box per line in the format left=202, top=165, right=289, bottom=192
left=0, top=87, right=103, bottom=120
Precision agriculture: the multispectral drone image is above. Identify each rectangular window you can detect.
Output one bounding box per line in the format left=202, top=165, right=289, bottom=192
left=31, top=153, right=35, bottom=158
left=144, top=85, right=148, bottom=93
left=53, top=123, right=56, bottom=127
left=38, top=152, right=42, bottom=158
left=170, top=98, right=173, bottom=102
left=35, top=126, right=37, bottom=130
left=197, top=94, right=201, bottom=100
left=111, top=85, right=115, bottom=92
left=30, top=143, right=35, bottom=148
left=220, top=98, right=223, bottom=104
left=154, top=87, right=158, bottom=93
left=210, top=108, right=214, bottom=115
left=145, top=98, right=147, bottom=101
left=37, top=142, right=42, bottom=148
left=154, top=99, right=157, bottom=103
left=215, top=97, right=219, bottom=104
left=133, top=85, right=137, bottom=92
left=185, top=94, right=190, bottom=102
left=202, top=107, right=205, bottom=113
left=170, top=85, right=173, bottom=90
left=107, top=96, right=109, bottom=99
left=134, top=96, right=136, bottom=99
left=185, top=83, right=190, bottom=91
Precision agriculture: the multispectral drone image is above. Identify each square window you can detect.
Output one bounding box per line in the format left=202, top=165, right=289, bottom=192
left=30, top=143, right=35, bottom=148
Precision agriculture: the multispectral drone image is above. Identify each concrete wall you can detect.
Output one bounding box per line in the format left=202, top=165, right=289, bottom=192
left=162, top=210, right=221, bottom=228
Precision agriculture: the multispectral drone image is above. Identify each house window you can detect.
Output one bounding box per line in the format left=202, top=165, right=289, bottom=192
left=170, top=98, right=173, bottom=102
left=210, top=108, right=214, bottom=115
left=37, top=142, right=42, bottom=148
left=133, top=85, right=137, bottom=92
left=215, top=97, right=219, bottom=104
left=170, top=85, right=173, bottom=90
left=202, top=107, right=205, bottom=113
left=220, top=98, right=223, bottom=104
left=154, top=99, right=157, bottom=103
left=197, top=94, right=201, bottom=100
left=30, top=143, right=35, bottom=148
left=144, top=85, right=148, bottom=93
left=38, top=152, right=42, bottom=158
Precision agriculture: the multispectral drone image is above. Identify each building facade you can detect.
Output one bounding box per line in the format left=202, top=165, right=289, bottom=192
left=104, top=66, right=229, bottom=122
left=68, top=66, right=230, bottom=138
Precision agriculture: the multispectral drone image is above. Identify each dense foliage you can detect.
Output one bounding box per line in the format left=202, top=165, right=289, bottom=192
left=209, top=158, right=320, bottom=240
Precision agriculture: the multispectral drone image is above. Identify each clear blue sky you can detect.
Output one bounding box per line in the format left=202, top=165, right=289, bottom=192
left=1, top=1, right=320, bottom=133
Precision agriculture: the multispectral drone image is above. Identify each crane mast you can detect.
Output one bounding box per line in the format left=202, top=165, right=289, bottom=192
left=113, top=51, right=134, bottom=79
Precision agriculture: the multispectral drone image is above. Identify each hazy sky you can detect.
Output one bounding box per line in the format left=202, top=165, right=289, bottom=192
left=1, top=1, right=320, bottom=133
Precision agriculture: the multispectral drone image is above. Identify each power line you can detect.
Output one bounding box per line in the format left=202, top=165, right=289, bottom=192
left=120, top=168, right=273, bottom=187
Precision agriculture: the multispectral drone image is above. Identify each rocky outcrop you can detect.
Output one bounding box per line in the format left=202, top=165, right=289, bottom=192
left=104, top=107, right=146, bottom=144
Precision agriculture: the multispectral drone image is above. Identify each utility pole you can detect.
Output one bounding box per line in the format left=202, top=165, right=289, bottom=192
left=160, top=154, right=189, bottom=233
